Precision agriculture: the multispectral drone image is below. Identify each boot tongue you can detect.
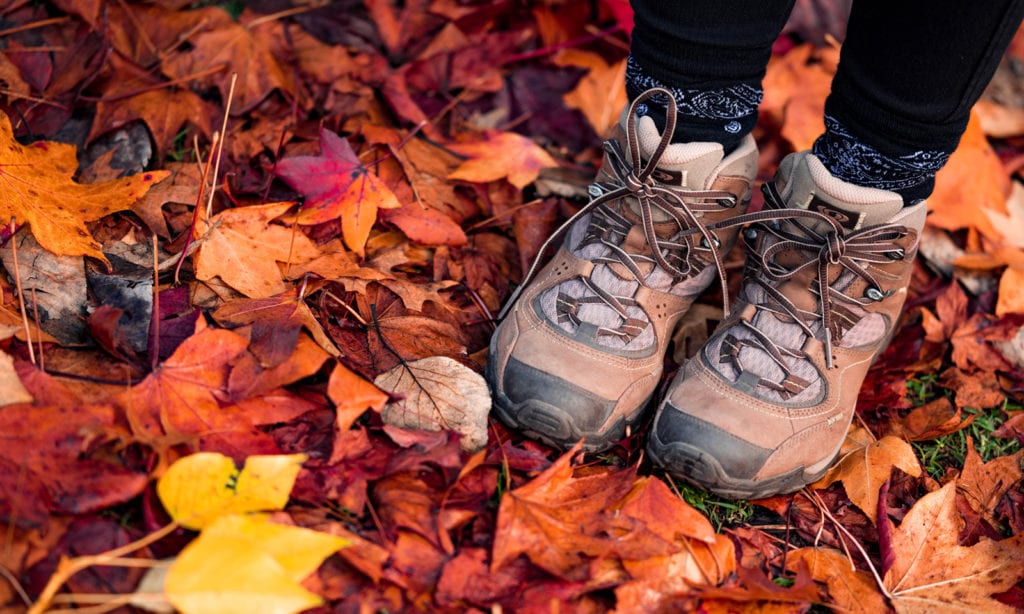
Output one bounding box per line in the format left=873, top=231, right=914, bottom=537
left=778, top=152, right=904, bottom=232
left=634, top=115, right=725, bottom=190
left=626, top=115, right=726, bottom=222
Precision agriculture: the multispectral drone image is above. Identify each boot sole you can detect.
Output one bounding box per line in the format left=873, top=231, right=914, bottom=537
left=647, top=429, right=836, bottom=500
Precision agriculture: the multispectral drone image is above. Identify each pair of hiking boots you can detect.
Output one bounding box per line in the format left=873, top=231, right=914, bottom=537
left=486, top=88, right=925, bottom=499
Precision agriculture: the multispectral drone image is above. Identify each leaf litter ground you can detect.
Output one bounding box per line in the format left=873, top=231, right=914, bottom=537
left=1, top=1, right=1024, bottom=612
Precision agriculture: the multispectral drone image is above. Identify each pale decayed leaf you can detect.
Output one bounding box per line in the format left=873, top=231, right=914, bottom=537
left=157, top=452, right=306, bottom=529
left=0, top=349, right=31, bottom=406
left=374, top=356, right=491, bottom=452
left=812, top=426, right=921, bottom=523
left=883, top=482, right=1024, bottom=613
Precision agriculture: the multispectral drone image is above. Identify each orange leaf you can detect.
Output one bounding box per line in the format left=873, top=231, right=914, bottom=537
left=762, top=43, right=838, bottom=151
left=554, top=49, right=628, bottom=137
left=195, top=202, right=321, bottom=298
left=327, top=362, right=389, bottom=431
left=785, top=548, right=888, bottom=614
left=274, top=127, right=401, bottom=256
left=957, top=437, right=1024, bottom=530
left=0, top=112, right=167, bottom=262
left=882, top=482, right=1024, bottom=613
left=448, top=131, right=558, bottom=189
left=927, top=112, right=1010, bottom=240
left=812, top=426, right=921, bottom=523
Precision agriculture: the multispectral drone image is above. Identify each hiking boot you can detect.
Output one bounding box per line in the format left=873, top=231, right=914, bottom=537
left=487, top=88, right=758, bottom=451
left=648, top=151, right=926, bottom=499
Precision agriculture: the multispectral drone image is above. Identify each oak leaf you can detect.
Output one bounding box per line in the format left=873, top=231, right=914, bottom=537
left=448, top=130, right=558, bottom=189
left=812, top=426, right=921, bottom=523
left=274, top=127, right=401, bottom=256
left=0, top=112, right=168, bottom=261
left=195, top=202, right=321, bottom=298
left=882, top=482, right=1024, bottom=613
left=374, top=356, right=491, bottom=452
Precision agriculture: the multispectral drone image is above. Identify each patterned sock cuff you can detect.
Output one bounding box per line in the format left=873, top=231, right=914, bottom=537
left=812, top=115, right=951, bottom=204
left=625, top=56, right=761, bottom=151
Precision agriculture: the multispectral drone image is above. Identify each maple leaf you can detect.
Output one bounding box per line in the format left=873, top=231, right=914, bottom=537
left=448, top=130, right=558, bottom=189
left=554, top=49, right=628, bottom=137
left=194, top=201, right=321, bottom=299
left=327, top=361, right=389, bottom=431
left=957, top=437, right=1024, bottom=531
left=117, top=323, right=278, bottom=458
left=928, top=112, right=1010, bottom=240
left=784, top=548, right=888, bottom=614
left=882, top=482, right=1024, bottom=613
left=812, top=425, right=921, bottom=523
left=0, top=112, right=167, bottom=261
left=160, top=16, right=294, bottom=114
left=275, top=126, right=401, bottom=256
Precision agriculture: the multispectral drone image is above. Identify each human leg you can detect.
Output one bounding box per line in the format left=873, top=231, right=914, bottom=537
left=649, top=2, right=1024, bottom=498
left=486, top=1, right=797, bottom=450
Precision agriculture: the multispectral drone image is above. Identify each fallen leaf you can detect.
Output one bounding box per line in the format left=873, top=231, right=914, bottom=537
left=157, top=452, right=306, bottom=530
left=784, top=548, right=887, bottom=614
left=928, top=112, right=1010, bottom=240
left=327, top=361, right=389, bottom=431
left=165, top=514, right=343, bottom=614
left=275, top=126, right=401, bottom=255
left=812, top=426, right=921, bottom=523
left=448, top=130, right=558, bottom=189
left=374, top=356, right=490, bottom=452
left=0, top=349, right=31, bottom=406
left=195, top=201, right=321, bottom=298
left=0, top=112, right=168, bottom=261
left=957, top=437, right=1024, bottom=530
left=554, top=49, right=628, bottom=137
left=882, top=482, right=1024, bottom=613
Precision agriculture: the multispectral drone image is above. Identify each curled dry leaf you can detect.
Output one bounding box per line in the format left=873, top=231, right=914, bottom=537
left=0, top=349, right=31, bottom=406
left=373, top=356, right=491, bottom=452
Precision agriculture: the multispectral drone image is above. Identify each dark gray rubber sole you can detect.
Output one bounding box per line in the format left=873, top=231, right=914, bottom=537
left=647, top=429, right=836, bottom=500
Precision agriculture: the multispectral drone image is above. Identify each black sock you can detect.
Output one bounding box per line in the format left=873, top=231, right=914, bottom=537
left=624, top=56, right=760, bottom=154
left=812, top=115, right=950, bottom=205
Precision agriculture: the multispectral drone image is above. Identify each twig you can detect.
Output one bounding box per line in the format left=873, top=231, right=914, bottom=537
left=8, top=219, right=34, bottom=365
left=0, top=16, right=69, bottom=37
left=206, top=72, right=236, bottom=218
left=151, top=234, right=160, bottom=371
left=0, top=563, right=31, bottom=608
left=27, top=522, right=179, bottom=614
left=30, top=287, right=43, bottom=372
left=804, top=489, right=891, bottom=600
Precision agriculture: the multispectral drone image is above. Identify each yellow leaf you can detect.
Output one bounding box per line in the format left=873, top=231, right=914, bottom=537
left=166, top=531, right=320, bottom=614
left=157, top=452, right=306, bottom=529
left=448, top=131, right=557, bottom=189
left=202, top=514, right=348, bottom=582
left=812, top=426, right=921, bottom=524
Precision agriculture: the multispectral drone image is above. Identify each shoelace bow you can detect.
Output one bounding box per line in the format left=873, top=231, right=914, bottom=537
left=725, top=182, right=910, bottom=386
left=500, top=87, right=740, bottom=333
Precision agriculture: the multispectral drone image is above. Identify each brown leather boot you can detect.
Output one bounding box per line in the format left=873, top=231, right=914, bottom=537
left=487, top=88, right=758, bottom=451
left=648, top=150, right=926, bottom=499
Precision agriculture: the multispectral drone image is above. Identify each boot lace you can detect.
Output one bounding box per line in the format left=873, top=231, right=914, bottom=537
left=716, top=182, right=910, bottom=399
left=504, top=87, right=740, bottom=344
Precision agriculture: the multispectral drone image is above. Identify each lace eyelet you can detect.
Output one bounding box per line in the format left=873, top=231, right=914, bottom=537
left=699, top=236, right=721, bottom=249
left=885, top=248, right=906, bottom=260
left=865, top=286, right=886, bottom=301
left=743, top=228, right=758, bottom=241
left=717, top=198, right=736, bottom=209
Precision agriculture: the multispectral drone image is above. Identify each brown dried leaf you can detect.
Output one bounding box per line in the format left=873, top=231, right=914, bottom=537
left=883, top=482, right=1024, bottom=613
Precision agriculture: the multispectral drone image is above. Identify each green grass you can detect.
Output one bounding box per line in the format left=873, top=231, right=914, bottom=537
left=674, top=480, right=754, bottom=530
left=904, top=374, right=1022, bottom=480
